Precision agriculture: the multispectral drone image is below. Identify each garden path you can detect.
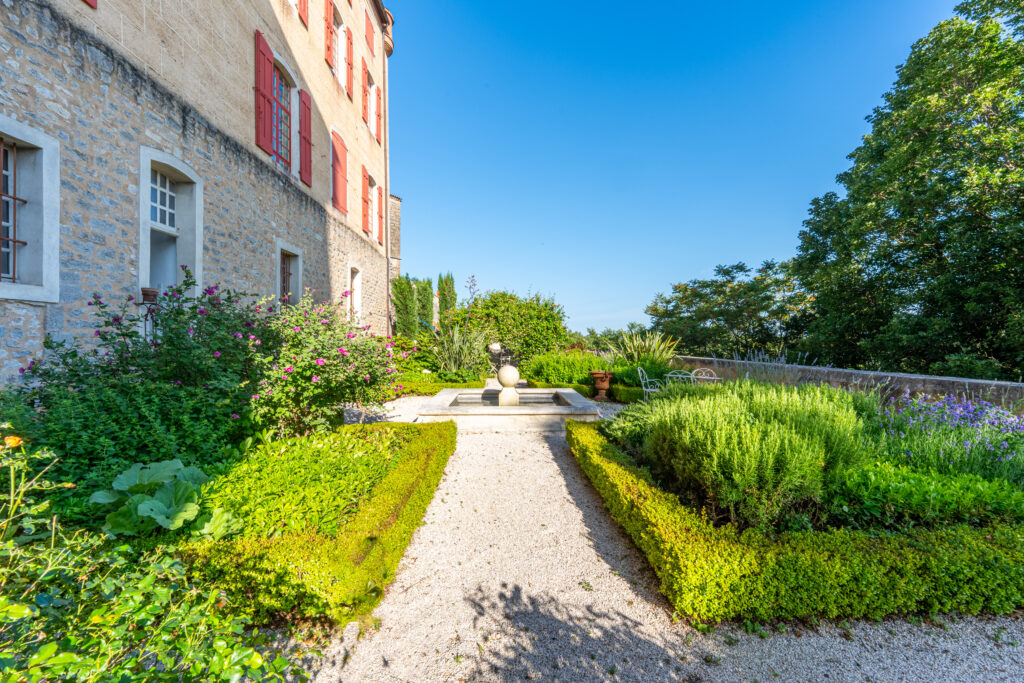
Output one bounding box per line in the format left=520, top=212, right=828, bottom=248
left=316, top=397, right=1024, bottom=682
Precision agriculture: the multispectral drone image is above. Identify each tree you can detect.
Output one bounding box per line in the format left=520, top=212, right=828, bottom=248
left=453, top=290, right=571, bottom=364
left=414, top=278, right=434, bottom=331
left=437, top=272, right=457, bottom=330
left=646, top=261, right=812, bottom=358
left=390, top=275, right=418, bottom=338
left=793, top=6, right=1024, bottom=377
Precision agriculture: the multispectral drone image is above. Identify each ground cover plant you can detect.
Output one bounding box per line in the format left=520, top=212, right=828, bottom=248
left=185, top=422, right=457, bottom=626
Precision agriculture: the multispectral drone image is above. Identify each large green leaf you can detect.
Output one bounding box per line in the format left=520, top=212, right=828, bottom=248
left=88, top=490, right=122, bottom=505
left=137, top=481, right=200, bottom=530
left=104, top=494, right=158, bottom=537
left=111, top=460, right=184, bottom=493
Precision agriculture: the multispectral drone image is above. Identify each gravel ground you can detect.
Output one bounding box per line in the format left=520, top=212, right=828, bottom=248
left=311, top=397, right=1024, bottom=682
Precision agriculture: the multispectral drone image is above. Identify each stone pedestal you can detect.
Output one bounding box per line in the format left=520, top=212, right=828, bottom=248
left=498, top=387, right=519, bottom=406
left=497, top=364, right=520, bottom=406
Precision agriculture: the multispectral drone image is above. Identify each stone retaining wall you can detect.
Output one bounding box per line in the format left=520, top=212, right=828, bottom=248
left=674, top=356, right=1024, bottom=405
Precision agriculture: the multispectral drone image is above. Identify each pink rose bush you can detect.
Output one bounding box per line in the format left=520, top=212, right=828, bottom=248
left=250, top=290, right=397, bottom=436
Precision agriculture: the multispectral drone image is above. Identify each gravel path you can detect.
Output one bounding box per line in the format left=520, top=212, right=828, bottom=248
left=312, top=397, right=1024, bottom=682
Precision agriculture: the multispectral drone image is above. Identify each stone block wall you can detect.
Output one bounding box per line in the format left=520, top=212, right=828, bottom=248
left=0, top=0, right=391, bottom=383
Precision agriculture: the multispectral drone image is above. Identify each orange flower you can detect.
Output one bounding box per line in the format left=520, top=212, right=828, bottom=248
left=3, top=436, right=24, bottom=449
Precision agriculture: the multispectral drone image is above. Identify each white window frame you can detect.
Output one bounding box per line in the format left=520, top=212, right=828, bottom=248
left=0, top=114, right=60, bottom=304
left=349, top=265, right=362, bottom=320
left=137, top=147, right=203, bottom=294
left=274, top=238, right=303, bottom=304
left=332, top=4, right=345, bottom=82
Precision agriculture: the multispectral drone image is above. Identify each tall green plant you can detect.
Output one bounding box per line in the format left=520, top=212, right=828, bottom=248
left=609, top=331, right=679, bottom=366
left=428, top=325, right=489, bottom=378
left=391, top=275, right=418, bottom=339
left=415, top=278, right=434, bottom=331
left=437, top=272, right=457, bottom=330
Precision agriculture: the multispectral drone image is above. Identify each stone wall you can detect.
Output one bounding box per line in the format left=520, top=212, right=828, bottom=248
left=675, top=356, right=1024, bottom=405
left=0, top=0, right=391, bottom=383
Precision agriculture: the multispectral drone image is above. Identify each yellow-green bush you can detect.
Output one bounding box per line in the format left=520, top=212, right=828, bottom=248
left=393, top=379, right=485, bottom=397
left=183, top=422, right=457, bottom=626
left=566, top=421, right=1024, bottom=622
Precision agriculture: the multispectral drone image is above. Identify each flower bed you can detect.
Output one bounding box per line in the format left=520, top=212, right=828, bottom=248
left=566, top=420, right=1024, bottom=622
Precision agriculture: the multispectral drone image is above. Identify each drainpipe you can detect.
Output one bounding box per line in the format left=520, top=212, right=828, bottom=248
left=383, top=10, right=394, bottom=336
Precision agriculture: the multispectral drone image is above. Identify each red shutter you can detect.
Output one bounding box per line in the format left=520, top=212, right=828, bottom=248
left=375, top=87, right=382, bottom=143
left=345, top=27, right=354, bottom=99
left=361, top=166, right=371, bottom=233
left=361, top=59, right=369, bottom=123
left=298, top=0, right=308, bottom=26
left=324, top=1, right=335, bottom=67
left=82, top=0, right=98, bottom=8
left=299, top=90, right=312, bottom=187
left=365, top=10, right=375, bottom=56
left=331, top=133, right=348, bottom=213
left=377, top=185, right=384, bottom=244
left=254, top=31, right=274, bottom=154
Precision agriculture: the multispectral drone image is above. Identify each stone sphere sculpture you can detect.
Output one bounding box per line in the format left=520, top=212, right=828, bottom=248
left=497, top=364, right=520, bottom=388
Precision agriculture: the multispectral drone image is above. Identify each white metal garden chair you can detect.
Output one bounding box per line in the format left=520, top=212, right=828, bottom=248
left=664, top=370, right=694, bottom=385
left=637, top=366, right=664, bottom=401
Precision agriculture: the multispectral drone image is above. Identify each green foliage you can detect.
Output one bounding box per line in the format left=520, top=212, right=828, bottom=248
left=185, top=423, right=457, bottom=626
left=454, top=289, right=571, bottom=365
left=201, top=429, right=398, bottom=538
left=415, top=278, right=435, bottom=331
left=829, top=462, right=1024, bottom=529
left=608, top=331, right=680, bottom=366
left=10, top=269, right=258, bottom=492
left=437, top=272, right=457, bottom=330
left=391, top=275, right=418, bottom=338
left=521, top=350, right=610, bottom=385
left=606, top=359, right=675, bottom=388
left=647, top=261, right=812, bottom=358
left=566, top=421, right=1024, bottom=622
left=392, top=379, right=486, bottom=397
left=426, top=324, right=489, bottom=378
left=250, top=291, right=396, bottom=437
left=792, top=7, right=1024, bottom=378
left=606, top=381, right=870, bottom=529
left=525, top=380, right=598, bottom=398
left=580, top=323, right=647, bottom=352
left=0, top=439, right=300, bottom=681
left=89, top=460, right=210, bottom=537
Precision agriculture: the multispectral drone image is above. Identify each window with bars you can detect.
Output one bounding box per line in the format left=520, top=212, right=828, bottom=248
left=1, top=141, right=28, bottom=283
left=272, top=65, right=292, bottom=166
left=150, top=169, right=177, bottom=232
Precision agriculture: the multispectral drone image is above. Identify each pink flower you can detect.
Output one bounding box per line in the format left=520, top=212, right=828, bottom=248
left=312, top=376, right=320, bottom=383
left=363, top=375, right=370, bottom=382
left=198, top=309, right=207, bottom=315
left=337, top=347, right=349, bottom=356
left=231, top=414, right=240, bottom=419
left=342, top=290, right=351, bottom=297
left=293, top=326, right=301, bottom=332
left=213, top=351, right=221, bottom=358
left=249, top=335, right=256, bottom=340
left=251, top=394, right=259, bottom=401
left=315, top=358, right=326, bottom=365
left=285, top=366, right=293, bottom=373
left=266, top=388, right=272, bottom=395
left=346, top=333, right=356, bottom=339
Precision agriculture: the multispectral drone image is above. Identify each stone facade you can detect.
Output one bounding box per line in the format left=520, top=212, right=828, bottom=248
left=0, top=0, right=396, bottom=384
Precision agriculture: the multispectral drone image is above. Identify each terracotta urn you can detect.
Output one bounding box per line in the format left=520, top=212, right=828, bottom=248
left=589, top=371, right=614, bottom=402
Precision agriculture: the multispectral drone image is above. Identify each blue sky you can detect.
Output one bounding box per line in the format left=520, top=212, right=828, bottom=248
left=385, top=0, right=961, bottom=332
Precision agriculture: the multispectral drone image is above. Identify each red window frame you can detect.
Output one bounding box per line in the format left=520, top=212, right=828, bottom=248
left=271, top=66, right=292, bottom=167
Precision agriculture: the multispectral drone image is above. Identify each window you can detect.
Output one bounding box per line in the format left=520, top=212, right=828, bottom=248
left=0, top=142, right=25, bottom=284
left=275, top=239, right=303, bottom=305
left=349, top=266, right=362, bottom=320
left=0, top=116, right=60, bottom=304
left=138, top=148, right=202, bottom=296
left=271, top=65, right=292, bottom=167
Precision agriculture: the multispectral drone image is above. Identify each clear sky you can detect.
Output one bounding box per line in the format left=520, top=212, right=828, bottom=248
left=385, top=0, right=962, bottom=332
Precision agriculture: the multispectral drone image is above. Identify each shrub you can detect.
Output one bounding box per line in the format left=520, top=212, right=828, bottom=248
left=606, top=381, right=870, bottom=529
left=250, top=291, right=397, bottom=437
left=391, top=275, right=418, bottom=338
left=454, top=289, right=571, bottom=365
left=608, top=331, right=679, bottom=366
left=88, top=459, right=211, bottom=537
left=606, top=359, right=674, bottom=387
left=0, top=438, right=299, bottom=681
left=425, top=324, right=489, bottom=379
left=829, top=462, right=1024, bottom=529
left=438, top=272, right=457, bottom=330
left=567, top=421, right=1024, bottom=623
left=12, top=269, right=259, bottom=490
left=521, top=350, right=609, bottom=385
left=201, top=428, right=399, bottom=537
left=184, top=423, right=457, bottom=626
left=415, top=278, right=435, bottom=331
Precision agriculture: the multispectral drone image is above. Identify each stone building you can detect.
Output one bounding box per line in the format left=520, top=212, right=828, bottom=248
left=0, top=0, right=397, bottom=383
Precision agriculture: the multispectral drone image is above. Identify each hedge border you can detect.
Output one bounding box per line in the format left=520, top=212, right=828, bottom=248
left=184, top=422, right=457, bottom=625
left=565, top=421, right=1024, bottom=622
left=526, top=380, right=645, bottom=404
left=393, top=380, right=485, bottom=397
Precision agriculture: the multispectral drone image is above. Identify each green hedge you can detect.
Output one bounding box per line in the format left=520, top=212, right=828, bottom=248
left=566, top=421, right=1024, bottom=622
left=394, top=380, right=485, bottom=397
left=525, top=380, right=644, bottom=404
left=184, top=422, right=457, bottom=626
left=608, top=385, right=644, bottom=404
left=526, top=379, right=597, bottom=398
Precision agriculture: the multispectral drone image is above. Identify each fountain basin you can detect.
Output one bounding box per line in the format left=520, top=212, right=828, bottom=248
left=417, top=388, right=601, bottom=433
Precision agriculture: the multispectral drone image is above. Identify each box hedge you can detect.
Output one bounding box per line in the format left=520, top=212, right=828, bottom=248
left=183, top=422, right=457, bottom=626
left=566, top=421, right=1024, bottom=622
left=394, top=380, right=485, bottom=397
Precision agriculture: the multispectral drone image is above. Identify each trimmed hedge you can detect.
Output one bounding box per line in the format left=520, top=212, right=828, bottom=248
left=566, top=421, right=1024, bottom=622
left=608, top=385, right=644, bottom=404
left=183, top=422, right=457, bottom=625
left=394, top=380, right=485, bottom=397
left=525, top=380, right=644, bottom=404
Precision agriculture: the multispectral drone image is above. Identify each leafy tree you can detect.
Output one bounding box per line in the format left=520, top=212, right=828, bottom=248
left=437, top=272, right=457, bottom=330
left=793, top=5, right=1024, bottom=377
left=647, top=261, right=812, bottom=358
left=581, top=324, right=646, bottom=351
left=390, top=275, right=417, bottom=339
left=452, top=290, right=571, bottom=364
left=414, top=278, right=434, bottom=331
